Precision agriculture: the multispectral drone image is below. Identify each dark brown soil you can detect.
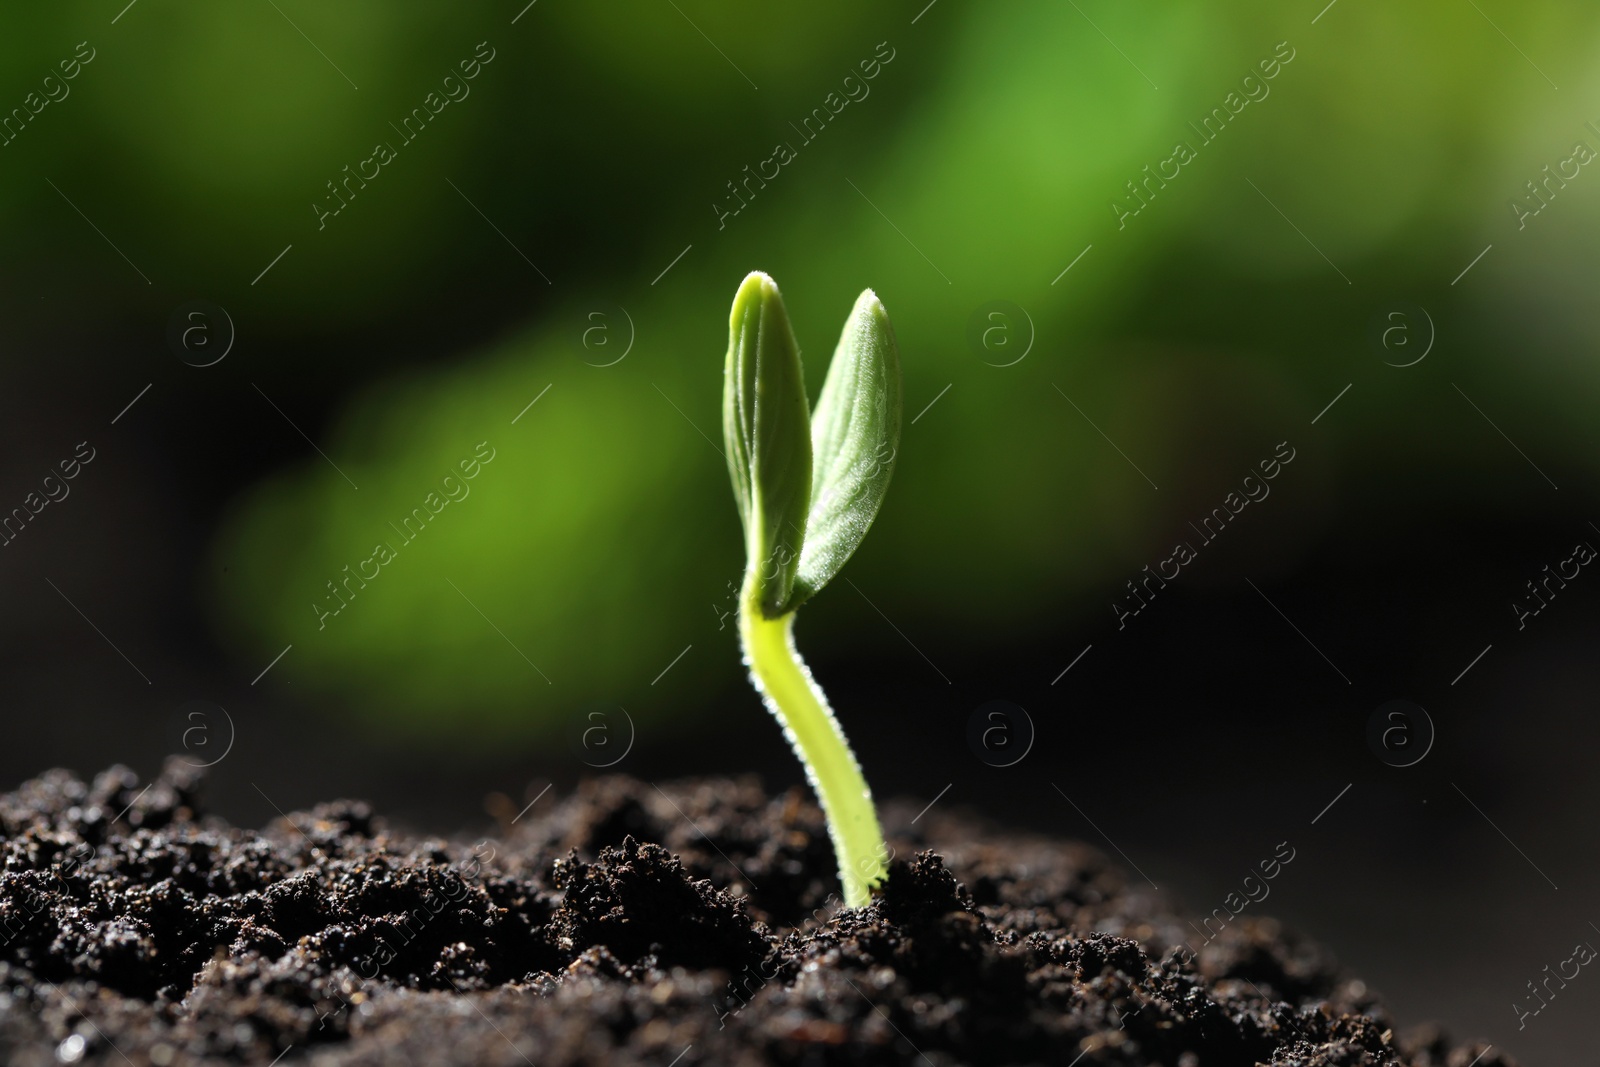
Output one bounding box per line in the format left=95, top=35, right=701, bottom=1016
left=0, top=760, right=1502, bottom=1067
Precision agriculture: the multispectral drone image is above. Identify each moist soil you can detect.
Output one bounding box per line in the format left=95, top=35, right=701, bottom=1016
left=0, top=759, right=1502, bottom=1067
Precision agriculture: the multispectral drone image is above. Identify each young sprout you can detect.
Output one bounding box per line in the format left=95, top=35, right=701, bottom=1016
left=722, top=271, right=902, bottom=908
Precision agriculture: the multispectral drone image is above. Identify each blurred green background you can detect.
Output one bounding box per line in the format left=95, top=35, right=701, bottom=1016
left=8, top=0, right=1587, bottom=738
left=4, top=2, right=1600, bottom=1061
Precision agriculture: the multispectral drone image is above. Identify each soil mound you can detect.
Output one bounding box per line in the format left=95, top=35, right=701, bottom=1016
left=0, top=760, right=1501, bottom=1066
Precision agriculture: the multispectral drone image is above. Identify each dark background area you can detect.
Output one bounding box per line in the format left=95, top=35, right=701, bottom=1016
left=2, top=2, right=1596, bottom=1062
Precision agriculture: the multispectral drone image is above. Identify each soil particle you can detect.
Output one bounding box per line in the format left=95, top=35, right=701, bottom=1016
left=0, top=760, right=1508, bottom=1066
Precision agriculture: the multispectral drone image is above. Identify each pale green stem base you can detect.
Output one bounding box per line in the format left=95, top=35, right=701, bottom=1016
left=739, top=594, right=887, bottom=908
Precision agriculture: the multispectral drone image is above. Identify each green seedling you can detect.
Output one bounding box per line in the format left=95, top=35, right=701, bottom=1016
left=722, top=271, right=902, bottom=908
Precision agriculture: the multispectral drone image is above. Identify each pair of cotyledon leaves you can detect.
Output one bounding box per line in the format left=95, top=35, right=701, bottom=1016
left=723, top=272, right=902, bottom=618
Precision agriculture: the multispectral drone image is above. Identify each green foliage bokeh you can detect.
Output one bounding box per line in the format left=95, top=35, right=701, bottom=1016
left=7, top=2, right=1589, bottom=740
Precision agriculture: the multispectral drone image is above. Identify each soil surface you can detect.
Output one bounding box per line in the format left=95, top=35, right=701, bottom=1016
left=0, top=759, right=1502, bottom=1067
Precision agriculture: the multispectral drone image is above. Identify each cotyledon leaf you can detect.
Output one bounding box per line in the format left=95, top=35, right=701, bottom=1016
left=786, top=289, right=901, bottom=612
left=723, top=271, right=813, bottom=618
